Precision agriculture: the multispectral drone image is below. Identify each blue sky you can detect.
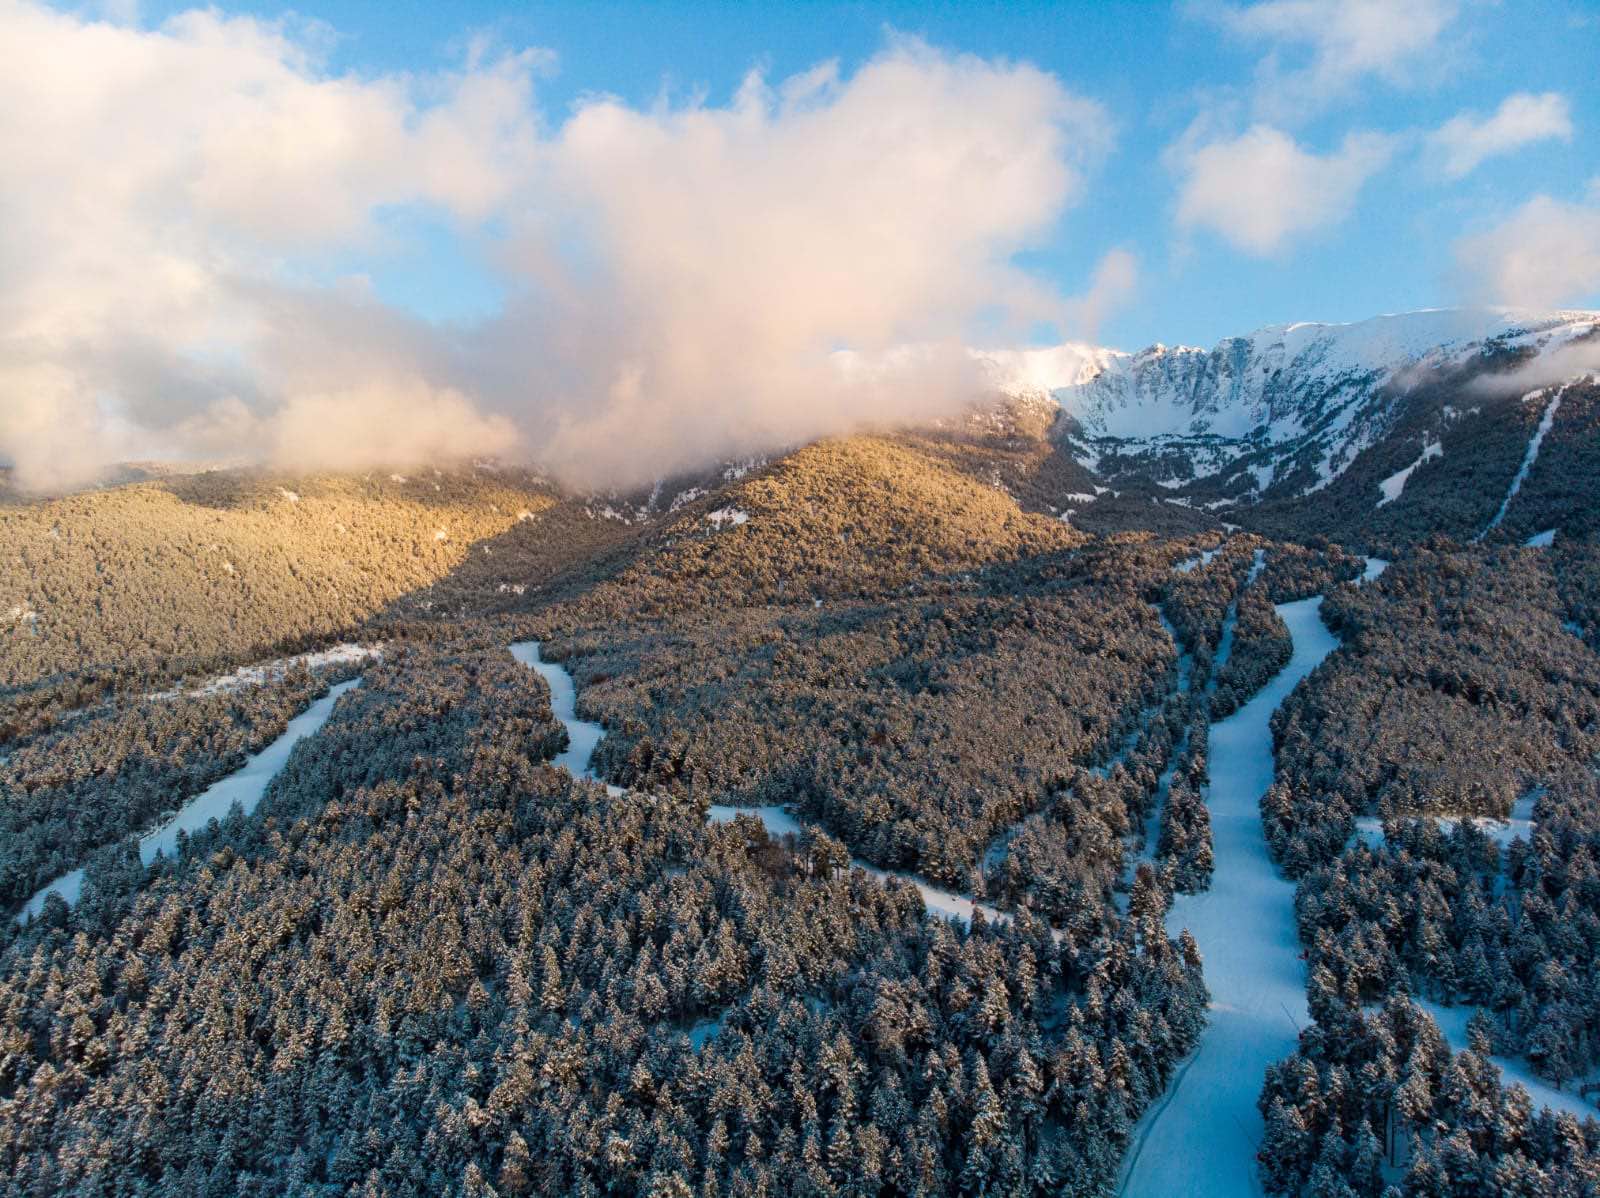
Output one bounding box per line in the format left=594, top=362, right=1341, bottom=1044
left=130, top=0, right=1598, bottom=350
left=4, top=1, right=1597, bottom=488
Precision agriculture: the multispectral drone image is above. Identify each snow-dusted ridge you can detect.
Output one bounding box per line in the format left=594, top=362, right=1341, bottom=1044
left=981, top=307, right=1598, bottom=498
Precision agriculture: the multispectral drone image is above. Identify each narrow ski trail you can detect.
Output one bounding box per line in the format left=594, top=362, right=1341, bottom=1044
left=1120, top=597, right=1341, bottom=1198
left=511, top=641, right=1020, bottom=931
left=18, top=678, right=362, bottom=922
left=1477, top=385, right=1565, bottom=541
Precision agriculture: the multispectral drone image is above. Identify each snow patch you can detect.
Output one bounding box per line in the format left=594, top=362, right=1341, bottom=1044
left=1376, top=440, right=1442, bottom=507
left=1120, top=597, right=1343, bottom=1197
left=150, top=644, right=381, bottom=700
left=668, top=486, right=706, bottom=512
left=507, top=642, right=624, bottom=796
left=1415, top=998, right=1595, bottom=1122
left=1526, top=528, right=1557, bottom=548
left=1173, top=547, right=1221, bottom=574
left=706, top=507, right=749, bottom=530
left=722, top=457, right=767, bottom=481
left=1478, top=386, right=1565, bottom=539
left=19, top=679, right=361, bottom=922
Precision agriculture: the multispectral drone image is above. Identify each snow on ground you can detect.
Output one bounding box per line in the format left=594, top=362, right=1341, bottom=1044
left=706, top=507, right=750, bottom=529
left=150, top=643, right=380, bottom=700
left=520, top=644, right=1098, bottom=945
left=1352, top=791, right=1538, bottom=853
left=668, top=486, right=707, bottom=512
left=1479, top=387, right=1565, bottom=540
left=522, top=643, right=1031, bottom=936
left=687, top=1013, right=728, bottom=1051
left=1413, top=998, right=1596, bottom=1122
left=508, top=643, right=625, bottom=796
left=19, top=679, right=361, bottom=922
left=1173, top=547, right=1221, bottom=574
left=1361, top=556, right=1390, bottom=583
left=722, top=457, right=767, bottom=481
left=707, top=804, right=806, bottom=839
left=1526, top=529, right=1557, bottom=548
left=1115, top=609, right=1197, bottom=905
left=1376, top=440, right=1442, bottom=507
left=140, top=681, right=360, bottom=863
left=1120, top=597, right=1342, bottom=1198
left=709, top=803, right=1017, bottom=930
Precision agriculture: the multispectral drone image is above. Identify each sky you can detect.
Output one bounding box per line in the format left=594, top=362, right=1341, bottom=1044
left=1, top=0, right=1596, bottom=489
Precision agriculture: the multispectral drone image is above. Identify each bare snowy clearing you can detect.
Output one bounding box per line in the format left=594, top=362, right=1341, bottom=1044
left=148, top=643, right=380, bottom=699
left=1376, top=440, right=1442, bottom=507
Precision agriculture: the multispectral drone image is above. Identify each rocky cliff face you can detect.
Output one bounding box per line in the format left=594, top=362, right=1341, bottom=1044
left=985, top=308, right=1599, bottom=506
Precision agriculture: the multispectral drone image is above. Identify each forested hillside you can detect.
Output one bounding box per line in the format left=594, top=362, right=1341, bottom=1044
left=2, top=357, right=1599, bottom=1196
left=0, top=468, right=553, bottom=699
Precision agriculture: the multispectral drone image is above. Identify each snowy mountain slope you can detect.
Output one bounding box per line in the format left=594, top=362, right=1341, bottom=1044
left=981, top=308, right=1599, bottom=506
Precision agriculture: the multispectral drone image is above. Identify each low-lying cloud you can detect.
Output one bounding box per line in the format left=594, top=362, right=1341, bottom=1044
left=0, top=4, right=1116, bottom=492
left=1467, top=334, right=1600, bottom=401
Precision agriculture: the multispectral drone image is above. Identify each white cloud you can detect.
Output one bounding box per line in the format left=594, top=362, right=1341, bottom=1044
left=0, top=3, right=541, bottom=490
left=1454, top=195, right=1600, bottom=309
left=506, top=39, right=1113, bottom=487
left=1171, top=125, right=1394, bottom=255
left=1429, top=92, right=1573, bottom=179
left=1068, top=249, right=1139, bottom=338
left=0, top=5, right=1113, bottom=492
left=1203, top=0, right=1461, bottom=118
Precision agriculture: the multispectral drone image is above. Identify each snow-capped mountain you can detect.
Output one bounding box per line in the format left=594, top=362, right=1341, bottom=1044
left=984, top=308, right=1599, bottom=499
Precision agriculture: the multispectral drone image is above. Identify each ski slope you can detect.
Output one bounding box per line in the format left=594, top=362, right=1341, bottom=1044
left=18, top=679, right=361, bottom=921
left=1120, top=598, right=1341, bottom=1198
left=521, top=651, right=1020, bottom=932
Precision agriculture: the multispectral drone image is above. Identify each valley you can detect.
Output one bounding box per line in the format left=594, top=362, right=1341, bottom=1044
left=2, top=306, right=1599, bottom=1196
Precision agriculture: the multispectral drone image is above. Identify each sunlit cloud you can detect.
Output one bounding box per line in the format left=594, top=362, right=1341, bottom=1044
left=1455, top=193, right=1600, bottom=310
left=0, top=4, right=1115, bottom=492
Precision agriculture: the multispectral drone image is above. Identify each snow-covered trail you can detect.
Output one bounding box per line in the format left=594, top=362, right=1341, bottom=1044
left=509, top=641, right=624, bottom=794
left=515, top=645, right=1015, bottom=929
left=1120, top=598, right=1341, bottom=1198
left=17, top=679, right=362, bottom=922
left=1478, top=386, right=1564, bottom=541
left=710, top=796, right=1015, bottom=926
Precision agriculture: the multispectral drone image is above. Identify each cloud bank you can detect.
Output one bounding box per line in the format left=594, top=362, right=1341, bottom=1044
left=0, top=4, right=1113, bottom=492
left=1201, top=0, right=1461, bottom=119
